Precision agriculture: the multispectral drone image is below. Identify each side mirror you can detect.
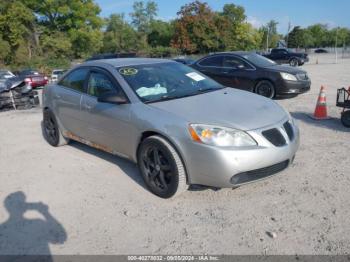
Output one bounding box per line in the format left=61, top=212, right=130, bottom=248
left=237, top=64, right=245, bottom=69
left=97, top=92, right=128, bottom=105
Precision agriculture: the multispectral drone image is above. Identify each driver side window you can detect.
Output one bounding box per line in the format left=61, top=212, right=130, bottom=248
left=88, top=71, right=119, bottom=97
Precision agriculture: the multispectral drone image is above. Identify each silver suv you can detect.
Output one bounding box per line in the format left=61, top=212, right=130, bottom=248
left=43, top=58, right=299, bottom=198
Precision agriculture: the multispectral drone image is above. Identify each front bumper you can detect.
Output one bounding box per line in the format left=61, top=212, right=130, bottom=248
left=181, top=118, right=299, bottom=188
left=276, top=79, right=311, bottom=96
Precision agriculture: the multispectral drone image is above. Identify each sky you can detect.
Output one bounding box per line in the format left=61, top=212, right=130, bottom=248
left=95, top=0, right=350, bottom=33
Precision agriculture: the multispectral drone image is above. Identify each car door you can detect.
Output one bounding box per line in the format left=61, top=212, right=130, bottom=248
left=194, top=55, right=226, bottom=84
left=80, top=68, right=133, bottom=157
left=221, top=55, right=256, bottom=92
left=55, top=68, right=89, bottom=136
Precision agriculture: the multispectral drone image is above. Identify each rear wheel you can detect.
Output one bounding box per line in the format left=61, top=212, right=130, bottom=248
left=137, top=136, right=188, bottom=198
left=255, top=80, right=275, bottom=98
left=43, top=109, right=69, bottom=146
left=289, top=58, right=299, bottom=67
left=341, top=110, right=350, bottom=127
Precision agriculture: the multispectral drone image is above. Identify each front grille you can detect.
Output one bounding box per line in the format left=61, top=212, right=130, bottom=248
left=230, top=160, right=290, bottom=185
left=283, top=121, right=294, bottom=141
left=262, top=128, right=286, bottom=147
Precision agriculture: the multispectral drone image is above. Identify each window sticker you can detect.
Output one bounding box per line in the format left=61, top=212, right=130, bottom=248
left=119, top=68, right=138, bottom=76
left=186, top=72, right=206, bottom=81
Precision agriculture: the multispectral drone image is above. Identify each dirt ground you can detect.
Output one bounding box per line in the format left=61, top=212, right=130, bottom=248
left=0, top=54, right=349, bottom=255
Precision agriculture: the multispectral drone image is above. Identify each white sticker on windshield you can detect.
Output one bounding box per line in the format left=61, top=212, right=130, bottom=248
left=186, top=72, right=206, bottom=82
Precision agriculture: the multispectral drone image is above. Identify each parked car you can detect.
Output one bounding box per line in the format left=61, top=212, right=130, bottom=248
left=17, top=69, right=48, bottom=88
left=190, top=52, right=311, bottom=98
left=0, top=70, right=15, bottom=80
left=263, top=48, right=309, bottom=66
left=315, top=48, right=328, bottom=53
left=86, top=53, right=137, bottom=61
left=0, top=78, right=39, bottom=110
left=43, top=58, right=299, bottom=198
left=51, top=69, right=66, bottom=83
left=172, top=58, right=195, bottom=65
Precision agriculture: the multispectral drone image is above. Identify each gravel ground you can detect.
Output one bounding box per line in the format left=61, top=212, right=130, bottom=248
left=0, top=54, right=349, bottom=255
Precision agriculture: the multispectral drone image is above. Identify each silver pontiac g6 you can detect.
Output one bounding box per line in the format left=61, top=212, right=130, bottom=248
left=43, top=58, right=299, bottom=198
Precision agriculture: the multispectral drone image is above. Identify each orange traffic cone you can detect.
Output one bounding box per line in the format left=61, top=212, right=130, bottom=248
left=311, top=86, right=330, bottom=120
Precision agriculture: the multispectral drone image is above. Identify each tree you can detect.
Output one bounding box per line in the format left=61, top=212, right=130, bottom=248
left=259, top=20, right=280, bottom=50
left=307, top=24, right=328, bottom=47
left=171, top=1, right=220, bottom=54
left=287, top=26, right=314, bottom=48
left=148, top=20, right=174, bottom=47
left=102, top=14, right=139, bottom=53
left=130, top=1, right=158, bottom=34
left=0, top=0, right=35, bottom=62
left=23, top=0, right=103, bottom=58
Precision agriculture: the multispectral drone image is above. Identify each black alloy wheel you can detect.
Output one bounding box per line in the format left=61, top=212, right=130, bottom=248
left=43, top=110, right=60, bottom=146
left=255, top=80, right=276, bottom=99
left=138, top=136, right=187, bottom=198
left=289, top=58, right=298, bottom=67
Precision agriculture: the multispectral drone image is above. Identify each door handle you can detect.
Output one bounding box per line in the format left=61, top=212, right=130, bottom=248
left=54, top=94, right=61, bottom=99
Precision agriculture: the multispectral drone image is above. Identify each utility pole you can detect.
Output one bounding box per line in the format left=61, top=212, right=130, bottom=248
left=286, top=21, right=291, bottom=48
left=266, top=27, right=270, bottom=52
left=335, top=27, right=338, bottom=64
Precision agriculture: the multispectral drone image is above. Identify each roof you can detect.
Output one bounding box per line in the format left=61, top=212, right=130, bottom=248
left=83, top=58, right=173, bottom=67
left=211, top=51, right=255, bottom=56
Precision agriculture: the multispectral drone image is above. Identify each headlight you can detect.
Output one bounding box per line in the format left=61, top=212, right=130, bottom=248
left=189, top=124, right=257, bottom=147
left=280, top=72, right=298, bottom=81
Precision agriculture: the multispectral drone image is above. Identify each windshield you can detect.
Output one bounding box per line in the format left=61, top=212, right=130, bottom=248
left=117, top=62, right=223, bottom=103
left=242, top=53, right=276, bottom=67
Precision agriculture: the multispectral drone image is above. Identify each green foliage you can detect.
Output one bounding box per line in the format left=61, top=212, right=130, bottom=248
left=171, top=1, right=220, bottom=54
left=130, top=1, right=158, bottom=33
left=102, top=14, right=140, bottom=53
left=0, top=0, right=349, bottom=70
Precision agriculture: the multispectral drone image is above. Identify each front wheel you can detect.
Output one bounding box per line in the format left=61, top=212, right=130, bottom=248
left=137, top=136, right=188, bottom=198
left=255, top=80, right=276, bottom=99
left=289, top=58, right=299, bottom=67
left=341, top=110, right=350, bottom=127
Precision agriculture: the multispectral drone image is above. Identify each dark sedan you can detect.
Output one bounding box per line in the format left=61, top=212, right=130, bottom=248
left=191, top=52, right=311, bottom=98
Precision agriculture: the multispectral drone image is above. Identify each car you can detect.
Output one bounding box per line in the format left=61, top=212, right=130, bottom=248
left=315, top=48, right=328, bottom=54
left=18, top=69, right=48, bottom=88
left=263, top=48, right=309, bottom=67
left=0, top=70, right=15, bottom=80
left=51, top=69, right=66, bottom=83
left=172, top=58, right=195, bottom=65
left=190, top=52, right=311, bottom=98
left=86, top=53, right=137, bottom=61
left=43, top=58, right=299, bottom=198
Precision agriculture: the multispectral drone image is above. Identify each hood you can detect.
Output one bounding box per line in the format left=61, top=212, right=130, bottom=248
left=149, top=88, right=288, bottom=131
left=265, top=64, right=306, bottom=75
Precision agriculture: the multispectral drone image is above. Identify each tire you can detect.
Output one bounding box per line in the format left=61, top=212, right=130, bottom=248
left=43, top=109, right=69, bottom=147
left=341, top=110, right=350, bottom=128
left=289, top=58, right=299, bottom=67
left=137, top=135, right=188, bottom=198
left=255, top=80, right=276, bottom=98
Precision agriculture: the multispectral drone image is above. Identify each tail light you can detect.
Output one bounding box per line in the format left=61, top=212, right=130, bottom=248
left=24, top=78, right=32, bottom=86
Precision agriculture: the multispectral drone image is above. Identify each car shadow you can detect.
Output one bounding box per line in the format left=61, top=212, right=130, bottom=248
left=0, top=191, right=67, bottom=261
left=68, top=141, right=148, bottom=190
left=291, top=111, right=350, bottom=132
left=40, top=121, right=147, bottom=191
